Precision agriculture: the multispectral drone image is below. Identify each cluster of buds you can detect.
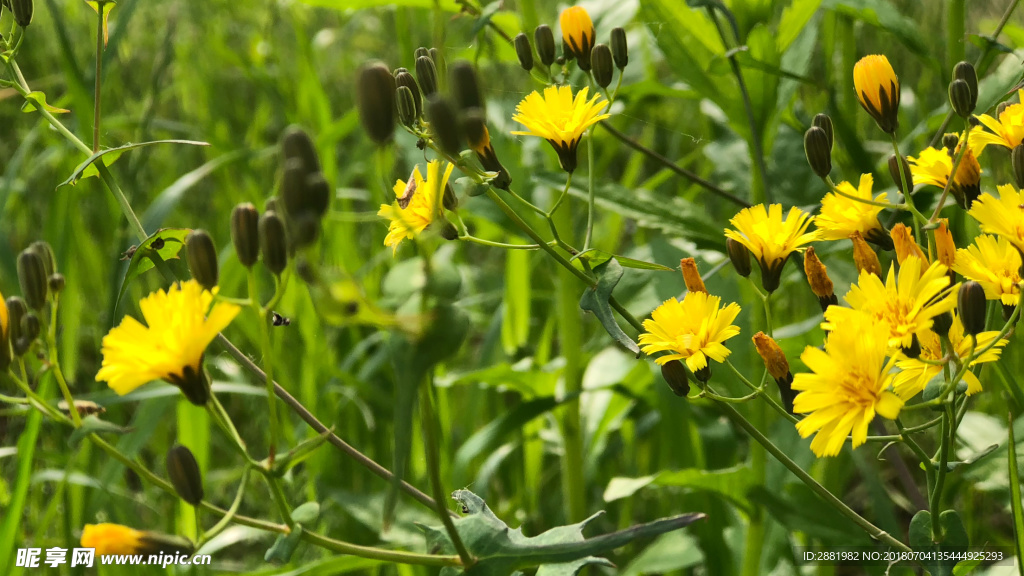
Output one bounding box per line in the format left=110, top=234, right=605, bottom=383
left=1, top=242, right=63, bottom=371
left=513, top=11, right=628, bottom=90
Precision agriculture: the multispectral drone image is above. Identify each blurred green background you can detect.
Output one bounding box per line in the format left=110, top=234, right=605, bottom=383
left=2, top=0, right=1024, bottom=574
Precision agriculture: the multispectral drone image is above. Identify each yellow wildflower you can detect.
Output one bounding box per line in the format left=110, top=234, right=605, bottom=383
left=816, top=174, right=889, bottom=245
left=954, top=234, right=1022, bottom=307
left=512, top=85, right=610, bottom=172
left=908, top=144, right=982, bottom=209
left=969, top=89, right=1024, bottom=153
left=853, top=55, right=900, bottom=133
left=377, top=160, right=454, bottom=253
left=968, top=184, right=1024, bottom=254
left=724, top=204, right=820, bottom=292
left=559, top=6, right=596, bottom=70
left=638, top=291, right=741, bottom=375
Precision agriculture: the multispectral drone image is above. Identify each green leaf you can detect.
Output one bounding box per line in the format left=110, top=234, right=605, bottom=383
left=822, top=0, right=927, bottom=56
left=85, top=0, right=116, bottom=45
left=1008, top=411, right=1024, bottom=576
left=271, top=430, right=334, bottom=475
left=264, top=525, right=304, bottom=565
left=975, top=50, right=1024, bottom=115
left=68, top=415, right=133, bottom=447
left=419, top=490, right=705, bottom=576
left=573, top=249, right=675, bottom=271
left=776, top=0, right=822, bottom=53
left=58, top=140, right=210, bottom=187
left=620, top=531, right=703, bottom=576
left=295, top=0, right=459, bottom=10
left=21, top=91, right=71, bottom=114
left=579, top=259, right=640, bottom=355
left=908, top=510, right=968, bottom=576
left=945, top=443, right=999, bottom=471
left=604, top=465, right=754, bottom=512
left=291, top=502, right=321, bottom=526
left=113, top=228, right=190, bottom=314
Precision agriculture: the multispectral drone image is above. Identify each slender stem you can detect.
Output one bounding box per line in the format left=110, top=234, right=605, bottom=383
left=249, top=269, right=280, bottom=465
left=583, top=129, right=596, bottom=251
left=929, top=122, right=972, bottom=222
left=930, top=406, right=953, bottom=540
left=420, top=377, right=474, bottom=566
left=197, top=468, right=251, bottom=547
left=824, top=177, right=903, bottom=209
left=45, top=296, right=82, bottom=428
left=459, top=235, right=541, bottom=250
left=547, top=173, right=573, bottom=218
left=726, top=360, right=796, bottom=424
left=92, top=1, right=104, bottom=153
left=890, top=137, right=929, bottom=248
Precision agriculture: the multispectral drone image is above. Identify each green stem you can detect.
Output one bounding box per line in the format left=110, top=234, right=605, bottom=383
left=890, top=137, right=928, bottom=243
left=459, top=235, right=542, bottom=250
left=93, top=0, right=104, bottom=153
left=929, top=122, right=972, bottom=222
left=583, top=129, right=596, bottom=251
left=249, top=269, right=280, bottom=466
left=930, top=406, right=953, bottom=541
left=947, top=0, right=966, bottom=72
left=46, top=295, right=81, bottom=428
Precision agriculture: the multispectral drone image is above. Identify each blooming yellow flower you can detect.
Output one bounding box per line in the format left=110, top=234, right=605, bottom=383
left=0, top=290, right=9, bottom=371
left=954, top=234, right=1022, bottom=307
left=824, top=257, right=958, bottom=350
left=559, top=6, right=595, bottom=70
left=96, top=280, right=240, bottom=405
left=893, top=313, right=1007, bottom=399
left=968, top=184, right=1024, bottom=254
left=81, top=524, right=192, bottom=557
left=512, top=85, right=610, bottom=173
left=724, top=204, right=820, bottom=292
left=816, top=173, right=888, bottom=244
left=890, top=223, right=926, bottom=265
left=377, top=160, right=455, bottom=253
left=853, top=55, right=900, bottom=134
left=969, top=89, right=1024, bottom=153
left=793, top=312, right=903, bottom=457
left=908, top=145, right=982, bottom=209
left=638, top=291, right=741, bottom=375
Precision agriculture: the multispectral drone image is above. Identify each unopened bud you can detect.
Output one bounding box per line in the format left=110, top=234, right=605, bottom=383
left=305, top=173, right=331, bottom=218
left=610, top=27, right=628, bottom=69
left=397, top=85, right=418, bottom=127
left=958, top=281, right=987, bottom=336
left=439, top=221, right=459, bottom=241
left=949, top=79, right=974, bottom=118
left=231, top=203, right=260, bottom=268
left=812, top=113, right=834, bottom=151
left=259, top=212, right=289, bottom=276
left=18, top=312, right=41, bottom=356
left=752, top=332, right=795, bottom=412
left=289, top=212, right=321, bottom=249
left=804, top=126, right=832, bottom=178
left=414, top=47, right=430, bottom=60
left=281, top=126, right=321, bottom=173
left=932, top=311, right=953, bottom=336
left=591, top=44, right=613, bottom=88
left=166, top=445, right=204, bottom=506
left=28, top=241, right=56, bottom=278
left=17, top=249, right=48, bottom=310
left=726, top=238, right=751, bottom=277
left=851, top=232, right=882, bottom=277
left=901, top=333, right=922, bottom=359
left=185, top=230, right=219, bottom=291
left=514, top=33, right=534, bottom=71
left=942, top=133, right=960, bottom=151
left=535, top=25, right=556, bottom=67
left=803, top=247, right=836, bottom=312
left=356, top=62, right=397, bottom=145
left=443, top=183, right=458, bottom=211
left=11, top=0, right=32, bottom=27
left=281, top=158, right=308, bottom=218
left=461, top=109, right=511, bottom=190
left=47, top=274, right=65, bottom=294
left=660, top=359, right=690, bottom=397
left=450, top=61, right=482, bottom=111
left=394, top=71, right=422, bottom=118
left=6, top=297, right=27, bottom=355
left=888, top=154, right=912, bottom=194
left=952, top=61, right=978, bottom=112
left=426, top=95, right=462, bottom=156
left=679, top=258, right=707, bottom=294
left=1012, top=145, right=1024, bottom=189
left=416, top=56, right=439, bottom=98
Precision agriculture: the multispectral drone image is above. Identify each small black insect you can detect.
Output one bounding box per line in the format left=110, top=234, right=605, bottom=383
left=150, top=238, right=165, bottom=250
left=461, top=505, right=469, bottom=514
left=416, top=138, right=427, bottom=150
left=271, top=312, right=291, bottom=326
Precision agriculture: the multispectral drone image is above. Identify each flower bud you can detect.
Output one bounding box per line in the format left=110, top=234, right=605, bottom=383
left=901, top=333, right=922, bottom=359
left=166, top=445, right=204, bottom=506
left=679, top=258, right=706, bottom=294
left=48, top=274, right=65, bottom=294
left=851, top=231, right=882, bottom=277
left=415, top=55, right=439, bottom=97
left=443, top=182, right=458, bottom=211
left=1012, top=144, right=1024, bottom=189
left=952, top=61, right=978, bottom=112
left=450, top=61, right=482, bottom=111
left=185, top=230, right=219, bottom=291
left=231, top=203, right=260, bottom=268
left=259, top=211, right=289, bottom=276
left=426, top=95, right=462, bottom=156
left=888, top=154, right=912, bottom=194
left=934, top=220, right=956, bottom=267
left=591, top=44, right=614, bottom=88
left=18, top=312, right=40, bottom=355
left=812, top=113, right=834, bottom=151
left=932, top=310, right=953, bottom=336
left=394, top=71, right=422, bottom=118
left=356, top=61, right=397, bottom=145
left=396, top=86, right=418, bottom=127
left=281, top=157, right=308, bottom=218
left=560, top=6, right=595, bottom=71
left=610, top=27, right=628, bottom=70
left=942, top=133, right=960, bottom=151
left=305, top=173, right=331, bottom=218
left=535, top=25, right=556, bottom=67
left=803, top=126, right=832, bottom=179
left=660, top=359, right=690, bottom=397
left=853, top=54, right=900, bottom=134
left=726, top=238, right=751, bottom=277
left=414, top=46, right=430, bottom=60
left=803, top=247, right=837, bottom=312
left=514, top=33, right=534, bottom=71
left=958, top=281, right=987, bottom=336
left=289, top=212, right=321, bottom=249
left=28, top=241, right=56, bottom=278
left=11, top=0, right=32, bottom=27
left=281, top=126, right=321, bottom=173
left=461, top=108, right=511, bottom=190
left=752, top=332, right=795, bottom=413
left=17, top=248, right=48, bottom=310
left=6, top=297, right=27, bottom=356
left=949, top=79, right=974, bottom=118
left=439, top=221, right=459, bottom=241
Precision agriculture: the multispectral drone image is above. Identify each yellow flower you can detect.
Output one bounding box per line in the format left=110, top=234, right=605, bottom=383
left=81, top=524, right=192, bottom=557
left=512, top=85, right=610, bottom=173
left=824, top=257, right=958, bottom=350
left=890, top=223, right=925, bottom=265
left=638, top=291, right=741, bottom=375
left=893, top=313, right=1007, bottom=399
left=724, top=204, right=820, bottom=292
left=96, top=280, right=240, bottom=405
left=792, top=313, right=903, bottom=457
left=853, top=55, right=900, bottom=134
left=0, top=290, right=9, bottom=371
left=559, top=6, right=596, bottom=70
left=816, top=173, right=888, bottom=244
left=968, top=184, right=1024, bottom=254
left=908, top=144, right=982, bottom=209
left=969, top=89, right=1024, bottom=153
left=954, top=234, right=1022, bottom=307
left=377, top=160, right=455, bottom=253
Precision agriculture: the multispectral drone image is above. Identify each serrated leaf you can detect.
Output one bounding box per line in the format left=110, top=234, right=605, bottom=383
left=419, top=490, right=705, bottom=576
left=68, top=415, right=132, bottom=447
left=113, top=228, right=190, bottom=314
left=264, top=525, right=304, bottom=565
left=573, top=249, right=675, bottom=272
left=579, top=259, right=639, bottom=355
left=58, top=140, right=210, bottom=187
left=21, top=91, right=70, bottom=114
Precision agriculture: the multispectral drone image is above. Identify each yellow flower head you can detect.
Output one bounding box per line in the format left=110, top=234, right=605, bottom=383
left=0, top=290, right=9, bottom=371
left=893, top=313, right=1007, bottom=399
left=559, top=6, right=596, bottom=70
left=908, top=144, right=982, bottom=209
left=969, top=90, right=1024, bottom=153
left=954, top=234, right=1023, bottom=307
left=377, top=160, right=455, bottom=253
left=793, top=312, right=903, bottom=457
left=816, top=174, right=888, bottom=243
left=96, top=280, right=240, bottom=405
left=890, top=223, right=926, bottom=265
left=724, top=204, right=820, bottom=292
left=638, top=291, right=741, bottom=374
left=512, top=85, right=610, bottom=173
left=853, top=55, right=900, bottom=133
left=824, top=257, right=958, bottom=350
left=969, top=184, right=1024, bottom=254
left=81, top=524, right=192, bottom=557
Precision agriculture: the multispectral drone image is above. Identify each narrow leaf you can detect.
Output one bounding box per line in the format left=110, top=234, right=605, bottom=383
left=58, top=140, right=210, bottom=188
left=113, top=228, right=190, bottom=314
left=68, top=415, right=132, bottom=446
